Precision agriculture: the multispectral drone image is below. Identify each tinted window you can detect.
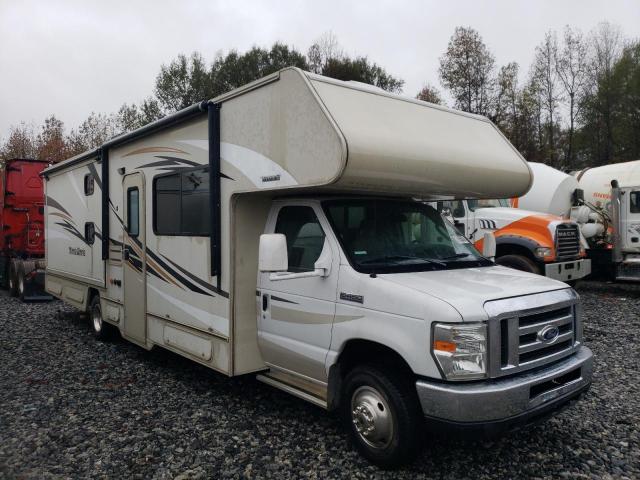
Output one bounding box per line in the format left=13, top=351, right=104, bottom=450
left=630, top=191, right=640, bottom=214
left=127, top=188, right=139, bottom=237
left=153, top=168, right=210, bottom=235
left=84, top=174, right=94, bottom=196
left=85, top=222, right=95, bottom=245
left=275, top=206, right=325, bottom=273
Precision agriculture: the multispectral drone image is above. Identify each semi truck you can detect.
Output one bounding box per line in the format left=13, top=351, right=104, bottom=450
left=43, top=68, right=593, bottom=468
left=434, top=198, right=590, bottom=283
left=0, top=158, right=50, bottom=300
left=518, top=161, right=640, bottom=281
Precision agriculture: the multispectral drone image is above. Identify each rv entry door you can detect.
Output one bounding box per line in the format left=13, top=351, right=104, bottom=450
left=122, top=173, right=147, bottom=346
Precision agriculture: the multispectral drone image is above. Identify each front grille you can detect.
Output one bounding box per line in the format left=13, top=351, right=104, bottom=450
left=485, top=289, right=580, bottom=378
left=555, top=223, right=580, bottom=258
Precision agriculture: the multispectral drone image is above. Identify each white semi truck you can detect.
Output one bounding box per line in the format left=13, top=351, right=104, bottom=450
left=518, top=161, right=640, bottom=281
left=43, top=68, right=593, bottom=468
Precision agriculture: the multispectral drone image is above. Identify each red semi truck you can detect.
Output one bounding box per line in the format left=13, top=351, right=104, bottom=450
left=0, top=158, right=51, bottom=300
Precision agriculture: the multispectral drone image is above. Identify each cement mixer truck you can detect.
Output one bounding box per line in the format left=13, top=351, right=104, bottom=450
left=517, top=160, right=640, bottom=281
left=434, top=198, right=590, bottom=283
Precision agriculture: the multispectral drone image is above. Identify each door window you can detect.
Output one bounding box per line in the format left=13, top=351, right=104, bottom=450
left=127, top=187, right=140, bottom=237
left=630, top=191, right=640, bottom=213
left=275, top=206, right=325, bottom=273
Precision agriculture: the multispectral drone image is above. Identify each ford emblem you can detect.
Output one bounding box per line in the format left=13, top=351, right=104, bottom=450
left=537, top=325, right=560, bottom=344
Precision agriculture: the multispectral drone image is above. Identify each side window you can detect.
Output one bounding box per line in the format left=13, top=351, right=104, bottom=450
left=127, top=187, right=140, bottom=237
left=437, top=200, right=465, bottom=218
left=84, top=173, right=94, bottom=196
left=275, top=206, right=326, bottom=273
left=153, top=168, right=210, bottom=235
left=630, top=191, right=640, bottom=214
left=84, top=222, right=95, bottom=245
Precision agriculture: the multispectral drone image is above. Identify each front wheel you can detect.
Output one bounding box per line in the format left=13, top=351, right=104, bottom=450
left=8, top=260, right=18, bottom=297
left=342, top=365, right=422, bottom=469
left=496, top=254, right=541, bottom=275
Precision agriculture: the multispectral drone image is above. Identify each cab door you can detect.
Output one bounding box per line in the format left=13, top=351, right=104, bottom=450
left=257, top=203, right=340, bottom=383
left=122, top=173, right=147, bottom=346
left=622, top=189, right=640, bottom=249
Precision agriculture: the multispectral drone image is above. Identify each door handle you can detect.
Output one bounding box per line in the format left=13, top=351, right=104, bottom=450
left=262, top=294, right=268, bottom=312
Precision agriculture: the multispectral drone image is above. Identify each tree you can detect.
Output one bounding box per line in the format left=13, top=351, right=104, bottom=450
left=555, top=26, right=588, bottom=165
left=532, top=31, right=563, bottom=166
left=416, top=83, right=442, bottom=104
left=308, top=33, right=404, bottom=93
left=0, top=122, right=38, bottom=164
left=439, top=27, right=496, bottom=116
left=66, top=112, right=117, bottom=157
left=211, top=43, right=308, bottom=96
left=36, top=115, right=67, bottom=163
left=494, top=62, right=520, bottom=132
left=154, top=52, right=213, bottom=112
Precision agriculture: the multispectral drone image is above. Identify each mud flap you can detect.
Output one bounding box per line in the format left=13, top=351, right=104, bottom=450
left=21, top=267, right=53, bottom=302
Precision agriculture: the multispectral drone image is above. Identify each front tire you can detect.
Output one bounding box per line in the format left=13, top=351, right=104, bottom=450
left=342, top=365, right=422, bottom=468
left=8, top=260, right=18, bottom=297
left=17, top=262, right=26, bottom=301
left=496, top=254, right=541, bottom=275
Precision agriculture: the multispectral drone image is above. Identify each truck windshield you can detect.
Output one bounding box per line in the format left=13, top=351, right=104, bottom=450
left=323, top=199, right=492, bottom=274
left=467, top=198, right=510, bottom=210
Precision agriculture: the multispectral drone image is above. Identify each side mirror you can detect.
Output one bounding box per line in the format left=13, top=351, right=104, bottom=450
left=259, top=234, right=288, bottom=272
left=482, top=232, right=496, bottom=261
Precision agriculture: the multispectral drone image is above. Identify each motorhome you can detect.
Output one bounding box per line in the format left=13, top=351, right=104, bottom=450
left=518, top=161, right=640, bottom=281
left=43, top=68, right=593, bottom=468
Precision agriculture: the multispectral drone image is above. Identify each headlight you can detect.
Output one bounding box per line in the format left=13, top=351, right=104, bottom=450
left=432, top=323, right=487, bottom=381
left=535, top=247, right=553, bottom=258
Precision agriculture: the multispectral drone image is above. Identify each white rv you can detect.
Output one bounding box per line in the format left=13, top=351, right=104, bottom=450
left=43, top=68, right=593, bottom=468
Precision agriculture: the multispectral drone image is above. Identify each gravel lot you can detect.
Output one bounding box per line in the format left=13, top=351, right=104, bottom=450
left=1, top=282, right=639, bottom=479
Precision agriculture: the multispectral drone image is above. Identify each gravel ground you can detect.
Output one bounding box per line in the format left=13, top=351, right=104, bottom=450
left=0, top=282, right=638, bottom=479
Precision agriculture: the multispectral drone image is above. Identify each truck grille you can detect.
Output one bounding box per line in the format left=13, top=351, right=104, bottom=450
left=486, top=289, right=581, bottom=378
left=555, top=223, right=580, bottom=259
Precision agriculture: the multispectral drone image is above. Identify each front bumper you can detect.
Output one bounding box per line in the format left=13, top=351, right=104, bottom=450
left=544, top=258, right=591, bottom=282
left=416, top=346, right=593, bottom=429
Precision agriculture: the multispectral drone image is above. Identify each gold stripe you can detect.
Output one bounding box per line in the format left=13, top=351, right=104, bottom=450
left=270, top=305, right=362, bottom=324
left=123, top=146, right=190, bottom=157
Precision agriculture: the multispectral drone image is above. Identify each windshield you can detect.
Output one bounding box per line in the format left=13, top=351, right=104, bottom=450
left=467, top=198, right=510, bottom=210
left=323, top=199, right=492, bottom=274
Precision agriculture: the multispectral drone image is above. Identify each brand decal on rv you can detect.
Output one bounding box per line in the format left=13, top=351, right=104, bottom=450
left=69, top=246, right=86, bottom=256
left=261, top=174, right=281, bottom=183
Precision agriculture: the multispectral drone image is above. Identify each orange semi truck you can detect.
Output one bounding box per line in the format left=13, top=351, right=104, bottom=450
left=435, top=199, right=591, bottom=283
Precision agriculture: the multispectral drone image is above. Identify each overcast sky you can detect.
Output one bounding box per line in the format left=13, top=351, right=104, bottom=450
left=1, top=0, right=638, bottom=140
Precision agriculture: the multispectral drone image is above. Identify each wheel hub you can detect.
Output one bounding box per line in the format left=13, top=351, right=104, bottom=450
left=351, top=386, right=393, bottom=449
left=92, top=307, right=102, bottom=333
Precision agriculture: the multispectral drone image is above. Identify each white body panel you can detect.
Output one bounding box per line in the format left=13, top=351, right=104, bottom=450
left=519, top=162, right=580, bottom=217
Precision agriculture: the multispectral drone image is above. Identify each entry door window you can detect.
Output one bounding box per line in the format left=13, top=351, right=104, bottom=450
left=127, top=187, right=140, bottom=237
left=275, top=206, right=325, bottom=273
left=630, top=191, right=640, bottom=214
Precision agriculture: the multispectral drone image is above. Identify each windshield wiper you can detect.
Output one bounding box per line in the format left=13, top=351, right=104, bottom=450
left=439, top=253, right=472, bottom=260
left=361, top=255, right=446, bottom=267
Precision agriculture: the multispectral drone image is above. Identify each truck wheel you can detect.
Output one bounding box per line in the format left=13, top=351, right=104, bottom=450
left=496, top=254, right=541, bottom=275
left=342, top=365, right=422, bottom=468
left=90, top=295, right=113, bottom=341
left=8, top=261, right=18, bottom=297
left=17, top=262, right=26, bottom=301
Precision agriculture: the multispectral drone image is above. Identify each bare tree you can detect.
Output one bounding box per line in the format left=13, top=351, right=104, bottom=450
left=308, top=31, right=344, bottom=74
left=532, top=31, right=563, bottom=166
left=555, top=26, right=588, bottom=164
left=584, top=21, right=623, bottom=164
left=494, top=62, right=520, bottom=132
left=439, top=27, right=496, bottom=116
left=416, top=83, right=443, bottom=105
